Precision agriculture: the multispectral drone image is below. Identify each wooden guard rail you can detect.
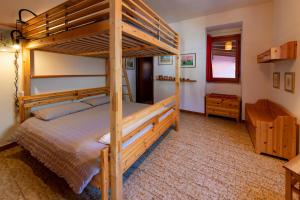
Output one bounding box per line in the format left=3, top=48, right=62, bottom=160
left=121, top=95, right=176, bottom=172
left=19, top=87, right=109, bottom=122
left=21, top=0, right=178, bottom=49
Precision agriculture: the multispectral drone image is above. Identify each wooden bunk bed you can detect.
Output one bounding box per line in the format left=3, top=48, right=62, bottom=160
left=18, top=0, right=180, bottom=199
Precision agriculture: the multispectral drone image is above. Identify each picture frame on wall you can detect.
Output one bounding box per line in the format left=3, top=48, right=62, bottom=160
left=181, top=53, right=196, bottom=68
left=273, top=72, right=280, bottom=89
left=125, top=58, right=136, bottom=70
left=284, top=72, right=295, bottom=93
left=158, top=56, right=173, bottom=65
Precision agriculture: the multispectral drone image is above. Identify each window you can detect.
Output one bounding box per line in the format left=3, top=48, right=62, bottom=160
left=206, top=34, right=241, bottom=83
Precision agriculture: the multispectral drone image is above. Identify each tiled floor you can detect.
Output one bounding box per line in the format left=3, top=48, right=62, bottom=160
left=0, top=113, right=286, bottom=200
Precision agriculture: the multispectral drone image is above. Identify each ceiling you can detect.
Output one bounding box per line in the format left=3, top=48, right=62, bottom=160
left=145, top=0, right=271, bottom=23
left=0, top=0, right=64, bottom=28
left=0, top=0, right=271, bottom=28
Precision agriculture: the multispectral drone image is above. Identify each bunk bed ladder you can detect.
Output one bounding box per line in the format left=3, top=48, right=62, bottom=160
left=122, top=59, right=134, bottom=102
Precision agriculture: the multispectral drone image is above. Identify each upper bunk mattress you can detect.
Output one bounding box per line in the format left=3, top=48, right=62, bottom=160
left=14, top=101, right=173, bottom=194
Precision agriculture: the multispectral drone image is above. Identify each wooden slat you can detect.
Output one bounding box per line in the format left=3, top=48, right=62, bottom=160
left=19, top=86, right=108, bottom=111
left=122, top=23, right=179, bottom=55
left=109, top=0, right=123, bottom=199
left=30, top=74, right=107, bottom=79
left=21, top=0, right=179, bottom=57
left=123, top=95, right=176, bottom=129
left=26, top=20, right=109, bottom=49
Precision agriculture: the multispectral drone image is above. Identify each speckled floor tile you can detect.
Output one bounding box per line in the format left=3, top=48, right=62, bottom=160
left=0, top=113, right=287, bottom=200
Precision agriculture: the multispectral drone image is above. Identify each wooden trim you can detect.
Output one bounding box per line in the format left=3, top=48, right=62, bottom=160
left=109, top=0, right=123, bottom=199
left=30, top=74, right=107, bottom=79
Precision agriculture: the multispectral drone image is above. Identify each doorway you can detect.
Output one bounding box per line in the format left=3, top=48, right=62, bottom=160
left=136, top=57, right=154, bottom=104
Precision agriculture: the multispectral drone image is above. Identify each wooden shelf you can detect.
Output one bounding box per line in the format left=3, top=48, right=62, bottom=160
left=257, top=41, right=297, bottom=63
left=31, top=74, right=107, bottom=79
left=156, top=78, right=197, bottom=83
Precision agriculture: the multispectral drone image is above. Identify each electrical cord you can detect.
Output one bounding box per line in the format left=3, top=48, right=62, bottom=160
left=14, top=50, right=19, bottom=110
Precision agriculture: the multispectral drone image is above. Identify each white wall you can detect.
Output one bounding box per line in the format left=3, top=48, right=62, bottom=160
left=154, top=2, right=273, bottom=116
left=0, top=52, right=22, bottom=147
left=269, top=0, right=300, bottom=121
left=0, top=50, right=105, bottom=146
left=32, top=51, right=106, bottom=94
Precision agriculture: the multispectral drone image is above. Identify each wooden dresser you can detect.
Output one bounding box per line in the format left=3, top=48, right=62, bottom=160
left=205, top=94, right=241, bottom=122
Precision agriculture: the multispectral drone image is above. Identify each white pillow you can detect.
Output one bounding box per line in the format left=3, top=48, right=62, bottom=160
left=83, top=96, right=110, bottom=107
left=33, top=102, right=92, bottom=121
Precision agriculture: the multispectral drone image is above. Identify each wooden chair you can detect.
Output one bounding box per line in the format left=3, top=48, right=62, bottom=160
left=284, top=155, right=300, bottom=199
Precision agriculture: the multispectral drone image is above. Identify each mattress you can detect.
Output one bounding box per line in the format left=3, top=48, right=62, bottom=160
left=15, top=102, right=174, bottom=194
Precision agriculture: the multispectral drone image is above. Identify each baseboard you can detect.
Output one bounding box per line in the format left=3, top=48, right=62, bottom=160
left=0, top=142, right=17, bottom=152
left=180, top=109, right=205, bottom=116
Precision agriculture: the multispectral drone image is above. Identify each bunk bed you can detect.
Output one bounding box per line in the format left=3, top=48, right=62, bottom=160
left=18, top=0, right=180, bottom=199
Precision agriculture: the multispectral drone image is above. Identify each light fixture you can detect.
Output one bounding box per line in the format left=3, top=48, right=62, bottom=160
left=225, top=41, right=232, bottom=51
left=12, top=40, right=20, bottom=50
left=0, top=45, right=8, bottom=52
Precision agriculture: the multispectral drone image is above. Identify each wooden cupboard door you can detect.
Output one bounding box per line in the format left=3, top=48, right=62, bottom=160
left=257, top=121, right=274, bottom=155
left=273, top=117, right=297, bottom=160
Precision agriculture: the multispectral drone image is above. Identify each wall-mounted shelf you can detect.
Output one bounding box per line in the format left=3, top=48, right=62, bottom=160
left=31, top=74, right=107, bottom=79
left=156, top=77, right=197, bottom=83
left=257, top=41, right=297, bottom=63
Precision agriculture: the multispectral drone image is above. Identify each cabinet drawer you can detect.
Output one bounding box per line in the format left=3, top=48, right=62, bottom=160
left=206, top=97, right=240, bottom=108
left=206, top=108, right=239, bottom=118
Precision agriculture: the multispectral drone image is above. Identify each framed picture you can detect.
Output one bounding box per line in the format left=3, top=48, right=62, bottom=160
left=158, top=56, right=173, bottom=65
left=273, top=72, right=280, bottom=89
left=181, top=53, right=196, bottom=68
left=284, top=72, right=295, bottom=93
left=125, top=58, right=136, bottom=70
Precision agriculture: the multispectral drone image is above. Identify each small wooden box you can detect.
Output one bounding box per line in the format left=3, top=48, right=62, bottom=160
left=205, top=94, right=241, bottom=122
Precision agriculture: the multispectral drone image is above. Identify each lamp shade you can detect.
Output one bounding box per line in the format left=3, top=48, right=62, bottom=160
left=225, top=41, right=232, bottom=51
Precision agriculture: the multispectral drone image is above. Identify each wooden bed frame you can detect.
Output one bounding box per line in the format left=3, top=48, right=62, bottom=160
left=19, top=0, right=180, bottom=199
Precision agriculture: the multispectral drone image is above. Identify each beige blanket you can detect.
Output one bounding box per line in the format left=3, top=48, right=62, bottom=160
left=15, top=102, right=173, bottom=194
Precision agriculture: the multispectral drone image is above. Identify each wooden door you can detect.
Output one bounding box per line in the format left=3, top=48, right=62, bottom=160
left=136, top=57, right=154, bottom=104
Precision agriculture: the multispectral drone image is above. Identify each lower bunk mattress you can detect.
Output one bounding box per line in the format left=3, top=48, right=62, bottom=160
left=15, top=101, right=174, bottom=194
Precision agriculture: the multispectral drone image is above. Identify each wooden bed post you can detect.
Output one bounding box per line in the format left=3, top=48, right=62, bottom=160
left=175, top=52, right=180, bottom=131
left=109, top=0, right=123, bottom=199
left=21, top=42, right=34, bottom=121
